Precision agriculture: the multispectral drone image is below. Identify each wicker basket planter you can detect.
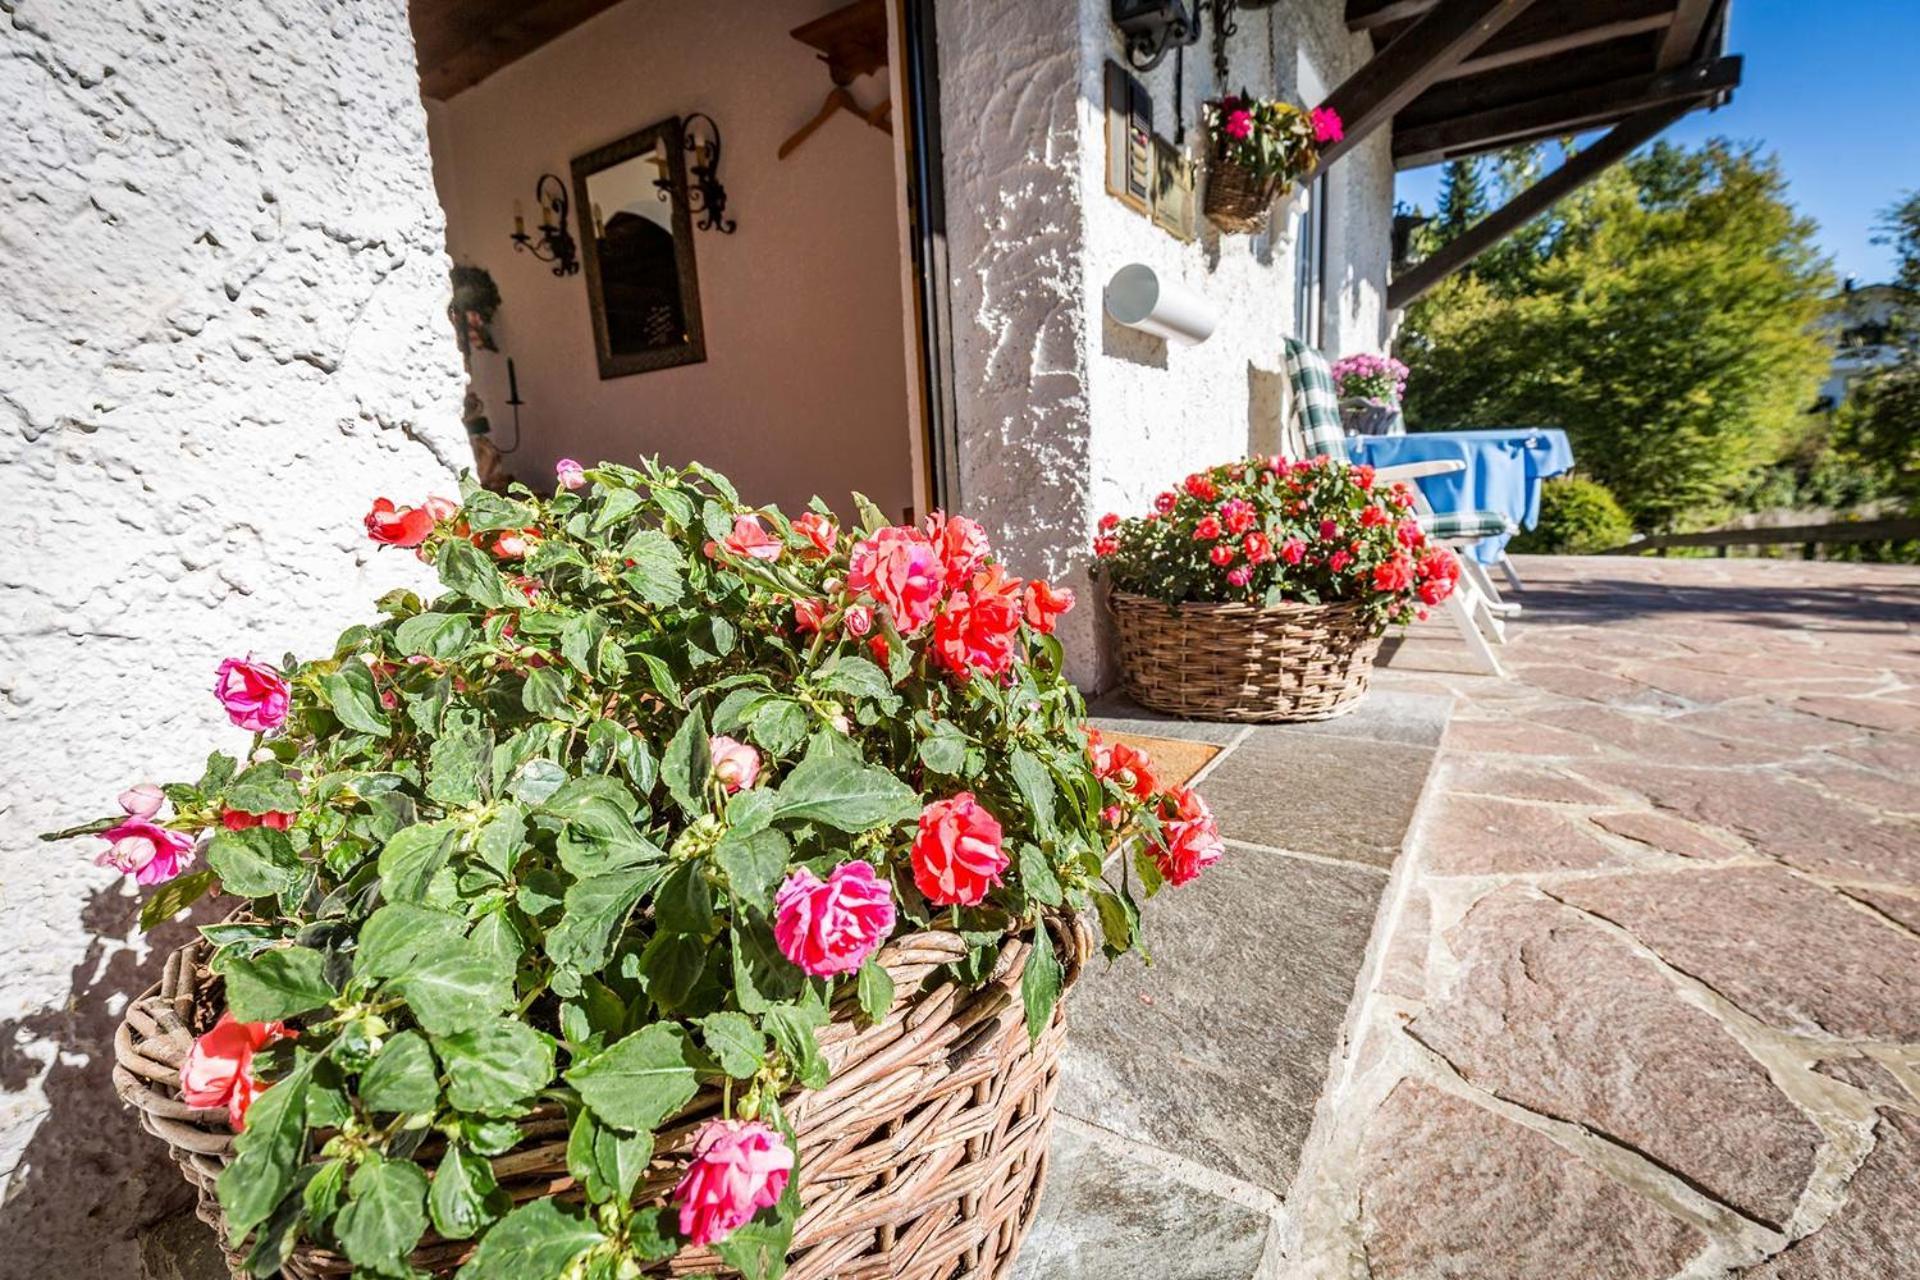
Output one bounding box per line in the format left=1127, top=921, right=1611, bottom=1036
left=1109, top=589, right=1383, bottom=722
left=1202, top=152, right=1287, bottom=234
left=114, top=915, right=1094, bottom=1280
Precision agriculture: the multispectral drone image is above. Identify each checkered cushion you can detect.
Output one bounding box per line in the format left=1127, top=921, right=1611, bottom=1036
left=1419, top=508, right=1517, bottom=541
left=1282, top=338, right=1351, bottom=461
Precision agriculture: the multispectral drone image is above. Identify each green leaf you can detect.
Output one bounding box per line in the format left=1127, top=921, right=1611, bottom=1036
left=714, top=1211, right=795, bottom=1280
left=855, top=958, right=895, bottom=1025
left=335, top=1156, right=429, bottom=1279
left=474, top=803, right=528, bottom=877
left=771, top=741, right=920, bottom=833
left=564, top=1022, right=701, bottom=1133
left=224, top=762, right=301, bottom=814
left=392, top=943, right=515, bottom=1036
left=359, top=1030, right=440, bottom=1114
left=224, top=946, right=336, bottom=1022
left=465, top=490, right=537, bottom=533
left=591, top=485, right=642, bottom=532
left=356, top=903, right=468, bottom=979
left=635, top=651, right=684, bottom=706
left=216, top=1053, right=313, bottom=1235
left=1021, top=924, right=1063, bottom=1043
left=559, top=611, right=608, bottom=678
left=1018, top=844, right=1064, bottom=907
left=427, top=723, right=492, bottom=808
left=207, top=826, right=301, bottom=898
left=140, top=867, right=216, bottom=930
left=639, top=932, right=709, bottom=1012
left=377, top=820, right=459, bottom=904
left=322, top=661, right=390, bottom=737
left=655, top=861, right=715, bottom=935
left=916, top=721, right=969, bottom=775
left=522, top=667, right=577, bottom=722
left=731, top=915, right=803, bottom=1013
left=455, top=1197, right=604, bottom=1280
left=1093, top=887, right=1139, bottom=957
left=816, top=655, right=897, bottom=708
left=430, top=1144, right=507, bottom=1241
left=437, top=538, right=519, bottom=609
left=394, top=611, right=473, bottom=660
left=509, top=757, right=569, bottom=805
left=437, top=1020, right=557, bottom=1115
left=545, top=864, right=667, bottom=974
left=1008, top=748, right=1057, bottom=835
left=749, top=697, right=809, bottom=757
left=619, top=529, right=686, bottom=608
left=660, top=709, right=710, bottom=816
left=567, top=1111, right=654, bottom=1205
left=851, top=490, right=890, bottom=536
left=714, top=826, right=789, bottom=912
left=700, top=1011, right=767, bottom=1079
left=762, top=1002, right=830, bottom=1089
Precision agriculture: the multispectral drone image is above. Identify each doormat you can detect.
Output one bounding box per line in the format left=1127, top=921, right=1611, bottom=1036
left=1101, top=732, right=1219, bottom=792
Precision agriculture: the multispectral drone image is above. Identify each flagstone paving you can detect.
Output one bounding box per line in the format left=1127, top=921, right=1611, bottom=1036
left=1287, top=555, right=1920, bottom=1279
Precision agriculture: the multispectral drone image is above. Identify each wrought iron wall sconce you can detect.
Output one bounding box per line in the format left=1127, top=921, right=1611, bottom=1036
left=1111, top=0, right=1201, bottom=72
left=654, top=112, right=736, bottom=234
left=510, top=173, right=580, bottom=276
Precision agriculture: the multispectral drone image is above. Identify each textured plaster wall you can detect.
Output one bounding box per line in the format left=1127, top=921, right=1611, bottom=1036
left=0, top=0, right=468, bottom=1270
left=424, top=0, right=916, bottom=523
left=938, top=0, right=1393, bottom=687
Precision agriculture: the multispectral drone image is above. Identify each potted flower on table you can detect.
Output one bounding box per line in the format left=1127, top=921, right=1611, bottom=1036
left=1095, top=455, right=1461, bottom=722
left=58, top=460, right=1223, bottom=1280
left=1202, top=92, right=1343, bottom=233
left=1329, top=353, right=1410, bottom=437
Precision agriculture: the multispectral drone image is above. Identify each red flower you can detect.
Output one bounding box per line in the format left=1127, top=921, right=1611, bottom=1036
left=911, top=793, right=1008, bottom=907
left=1154, top=786, right=1223, bottom=887
left=1092, top=736, right=1158, bottom=801
left=363, top=498, right=434, bottom=548
left=1396, top=518, right=1425, bottom=548
left=180, top=1012, right=291, bottom=1130
left=792, top=512, right=837, bottom=556
left=221, top=809, right=292, bottom=831
left=1359, top=505, right=1389, bottom=529
left=1224, top=108, right=1254, bottom=140
left=1193, top=515, right=1222, bottom=541
left=1219, top=498, right=1256, bottom=534
left=1372, top=555, right=1416, bottom=592
left=933, top=564, right=1024, bottom=678
left=925, top=512, right=992, bottom=581
left=1311, top=105, right=1344, bottom=145
left=1209, top=543, right=1235, bottom=567
left=849, top=526, right=944, bottom=633
left=1184, top=473, right=1218, bottom=502
left=1353, top=464, right=1375, bottom=491
left=1418, top=547, right=1459, bottom=582
left=1023, top=579, right=1075, bottom=634
left=1279, top=536, right=1307, bottom=565
left=1418, top=578, right=1452, bottom=606
left=490, top=528, right=538, bottom=560
left=1329, top=550, right=1353, bottom=573
left=720, top=515, right=782, bottom=562
left=1244, top=532, right=1274, bottom=563
left=1098, top=512, right=1121, bottom=532
left=1318, top=519, right=1338, bottom=541
left=1092, top=535, right=1119, bottom=558
left=1153, top=491, right=1178, bottom=515
left=793, top=598, right=826, bottom=634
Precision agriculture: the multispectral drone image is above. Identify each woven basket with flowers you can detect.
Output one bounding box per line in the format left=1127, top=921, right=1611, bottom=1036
left=54, top=459, right=1226, bottom=1279
left=1201, top=92, right=1344, bottom=233
left=1094, top=455, right=1462, bottom=721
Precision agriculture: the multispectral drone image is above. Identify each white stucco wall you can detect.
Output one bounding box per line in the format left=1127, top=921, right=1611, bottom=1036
left=423, top=0, right=917, bottom=523
left=938, top=0, right=1394, bottom=687
left=0, top=1, right=468, bottom=1270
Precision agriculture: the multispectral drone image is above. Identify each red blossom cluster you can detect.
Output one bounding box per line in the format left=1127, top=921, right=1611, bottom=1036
left=1084, top=727, right=1224, bottom=886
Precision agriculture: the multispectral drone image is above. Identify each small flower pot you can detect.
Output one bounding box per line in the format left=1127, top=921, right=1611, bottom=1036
left=1108, top=590, right=1383, bottom=722
left=1203, top=153, right=1287, bottom=234
left=1340, top=402, right=1403, bottom=437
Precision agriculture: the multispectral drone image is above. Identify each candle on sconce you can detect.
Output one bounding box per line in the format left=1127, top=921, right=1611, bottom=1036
left=513, top=200, right=525, bottom=237
left=507, top=357, right=521, bottom=405
left=592, top=202, right=605, bottom=239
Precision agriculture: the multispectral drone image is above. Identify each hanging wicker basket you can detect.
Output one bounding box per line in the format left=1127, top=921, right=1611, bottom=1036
left=1203, top=151, right=1285, bottom=234
left=1108, top=589, right=1383, bottom=722
left=112, top=915, right=1094, bottom=1280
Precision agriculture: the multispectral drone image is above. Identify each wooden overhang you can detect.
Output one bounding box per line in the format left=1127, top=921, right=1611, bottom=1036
left=409, top=0, right=626, bottom=101
left=1313, top=0, right=1743, bottom=308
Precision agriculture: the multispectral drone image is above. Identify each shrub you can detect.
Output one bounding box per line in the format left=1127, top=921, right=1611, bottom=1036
left=1509, top=475, right=1634, bottom=553
left=53, top=459, right=1223, bottom=1278
left=1092, top=455, right=1462, bottom=623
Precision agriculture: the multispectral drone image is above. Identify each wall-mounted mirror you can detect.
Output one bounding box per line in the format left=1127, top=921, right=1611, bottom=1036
left=571, top=116, right=706, bottom=378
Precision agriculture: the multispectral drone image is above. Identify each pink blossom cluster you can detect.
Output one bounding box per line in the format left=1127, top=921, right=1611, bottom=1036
left=1329, top=352, right=1410, bottom=407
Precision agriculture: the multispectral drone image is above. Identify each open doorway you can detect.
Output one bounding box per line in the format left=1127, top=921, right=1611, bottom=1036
left=411, top=0, right=929, bottom=524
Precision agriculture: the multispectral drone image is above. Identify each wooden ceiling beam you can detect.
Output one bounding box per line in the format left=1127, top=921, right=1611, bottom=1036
left=1657, top=0, right=1719, bottom=68
left=1347, top=0, right=1440, bottom=33
left=411, top=0, right=625, bottom=101
left=1442, top=0, right=1673, bottom=81
left=1317, top=0, right=1544, bottom=170
left=1388, top=101, right=1690, bottom=309
left=1392, top=54, right=1741, bottom=168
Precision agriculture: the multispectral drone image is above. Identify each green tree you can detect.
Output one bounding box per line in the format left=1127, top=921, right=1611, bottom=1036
left=1432, top=157, right=1488, bottom=242
left=1399, top=140, right=1834, bottom=532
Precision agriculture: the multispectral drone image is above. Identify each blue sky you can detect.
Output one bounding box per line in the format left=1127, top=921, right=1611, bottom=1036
left=1395, top=0, right=1920, bottom=283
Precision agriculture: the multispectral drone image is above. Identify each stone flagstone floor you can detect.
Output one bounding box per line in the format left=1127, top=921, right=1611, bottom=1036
left=1287, top=555, right=1920, bottom=1279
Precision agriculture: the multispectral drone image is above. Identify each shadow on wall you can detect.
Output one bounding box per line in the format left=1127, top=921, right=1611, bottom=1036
left=0, top=885, right=209, bottom=1272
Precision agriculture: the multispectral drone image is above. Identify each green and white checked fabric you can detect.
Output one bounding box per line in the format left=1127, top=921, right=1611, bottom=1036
left=1282, top=338, right=1351, bottom=460
left=1418, top=508, right=1517, bottom=541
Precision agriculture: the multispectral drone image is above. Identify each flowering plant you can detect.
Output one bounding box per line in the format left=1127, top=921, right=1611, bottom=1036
left=1202, top=91, right=1342, bottom=185
left=52, top=460, right=1221, bottom=1279
left=1093, top=455, right=1461, bottom=625
left=1329, top=353, right=1410, bottom=408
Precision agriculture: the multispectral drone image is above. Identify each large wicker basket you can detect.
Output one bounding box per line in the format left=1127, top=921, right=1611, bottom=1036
left=113, top=915, right=1093, bottom=1280
left=1109, top=589, right=1383, bottom=722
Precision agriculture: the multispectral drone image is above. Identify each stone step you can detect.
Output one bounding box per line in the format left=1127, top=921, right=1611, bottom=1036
left=1013, top=689, right=1453, bottom=1280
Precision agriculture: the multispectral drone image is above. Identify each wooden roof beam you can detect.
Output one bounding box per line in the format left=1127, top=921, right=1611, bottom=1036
left=1387, top=101, right=1691, bottom=309
left=1657, top=0, right=1719, bottom=68
left=1347, top=0, right=1440, bottom=33
left=1442, top=0, right=1674, bottom=81
left=1392, top=54, right=1741, bottom=168
left=1317, top=0, right=1544, bottom=170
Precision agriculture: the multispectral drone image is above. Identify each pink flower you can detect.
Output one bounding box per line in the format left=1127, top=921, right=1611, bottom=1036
left=1153, top=491, right=1178, bottom=515
left=1224, top=109, right=1254, bottom=140
left=842, top=603, right=874, bottom=637
left=1372, top=555, right=1415, bottom=593
left=1022, top=579, right=1074, bottom=635
left=1219, top=498, right=1256, bottom=535
left=1209, top=543, right=1235, bottom=567
left=118, top=783, right=165, bottom=820
left=96, top=819, right=195, bottom=885
left=180, top=1012, right=290, bottom=1131
left=773, top=861, right=896, bottom=977
left=363, top=497, right=435, bottom=548
left=1226, top=566, right=1252, bottom=587
left=674, top=1119, right=795, bottom=1247
left=1155, top=787, right=1223, bottom=887
left=221, top=809, right=292, bottom=831
left=1329, top=549, right=1354, bottom=573
left=932, top=564, right=1024, bottom=679
left=792, top=512, right=838, bottom=557
left=555, top=458, right=587, bottom=490
left=709, top=735, right=761, bottom=793
left=911, top=793, right=1008, bottom=907
left=1279, top=537, right=1307, bottom=566
left=490, top=528, right=537, bottom=560
left=214, top=658, right=289, bottom=733
left=1311, top=106, right=1344, bottom=145
left=925, top=512, right=991, bottom=581
left=849, top=526, right=945, bottom=634
left=721, top=516, right=782, bottom=562
left=423, top=495, right=461, bottom=523
left=1318, top=519, right=1339, bottom=541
